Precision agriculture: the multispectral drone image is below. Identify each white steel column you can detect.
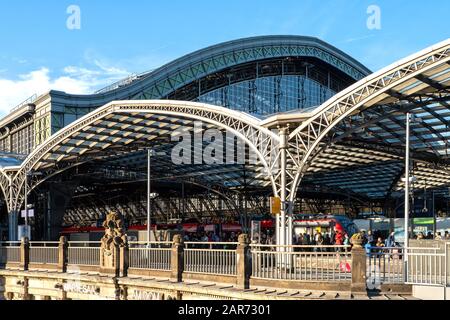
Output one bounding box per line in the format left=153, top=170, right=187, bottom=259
left=279, top=127, right=288, bottom=246
left=24, top=173, right=28, bottom=229
left=8, top=211, right=18, bottom=241
left=276, top=214, right=281, bottom=246
left=287, top=214, right=293, bottom=246
left=8, top=181, right=18, bottom=241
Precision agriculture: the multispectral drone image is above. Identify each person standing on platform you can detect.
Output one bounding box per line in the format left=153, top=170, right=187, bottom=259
left=385, top=232, right=395, bottom=248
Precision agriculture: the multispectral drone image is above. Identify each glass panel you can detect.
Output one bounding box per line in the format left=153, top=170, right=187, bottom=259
left=198, top=75, right=336, bottom=116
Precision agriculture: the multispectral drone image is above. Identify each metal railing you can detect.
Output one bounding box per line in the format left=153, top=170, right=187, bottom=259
left=28, top=241, right=60, bottom=247
left=184, top=242, right=237, bottom=275
left=95, top=69, right=154, bottom=94
left=251, top=245, right=352, bottom=281
left=67, top=242, right=101, bottom=266
left=406, top=245, right=449, bottom=286
left=367, top=247, right=405, bottom=286
left=184, top=242, right=238, bottom=250
left=29, top=242, right=59, bottom=265
left=0, top=242, right=21, bottom=264
left=129, top=241, right=172, bottom=249
left=129, top=247, right=171, bottom=271
left=10, top=94, right=37, bottom=113
left=67, top=241, right=102, bottom=248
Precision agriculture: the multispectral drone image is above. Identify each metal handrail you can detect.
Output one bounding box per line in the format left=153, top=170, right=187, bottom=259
left=185, top=248, right=235, bottom=252
left=185, top=241, right=239, bottom=245
left=250, top=244, right=351, bottom=248
left=129, top=241, right=172, bottom=244
left=67, top=241, right=101, bottom=243
left=29, top=241, right=60, bottom=243
left=184, top=242, right=239, bottom=250
left=10, top=94, right=37, bottom=113
left=405, top=252, right=445, bottom=256
left=29, top=242, right=59, bottom=247
left=408, top=248, right=440, bottom=251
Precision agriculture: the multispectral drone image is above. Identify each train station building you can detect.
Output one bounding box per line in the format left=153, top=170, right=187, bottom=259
left=0, top=35, right=449, bottom=244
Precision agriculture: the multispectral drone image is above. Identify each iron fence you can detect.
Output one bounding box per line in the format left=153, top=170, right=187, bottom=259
left=29, top=242, right=59, bottom=265
left=366, top=247, right=405, bottom=286
left=67, top=243, right=101, bottom=266
left=0, top=242, right=21, bottom=264
left=250, top=244, right=351, bottom=281
left=129, top=248, right=171, bottom=271
left=406, top=245, right=449, bottom=286
left=184, top=242, right=237, bottom=275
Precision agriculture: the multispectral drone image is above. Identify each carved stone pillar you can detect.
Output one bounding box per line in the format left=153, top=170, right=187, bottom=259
left=351, top=233, right=367, bottom=294
left=58, top=236, right=68, bottom=273
left=236, top=234, right=251, bottom=289
left=170, top=234, right=184, bottom=282
left=119, top=240, right=129, bottom=277
left=20, top=237, right=29, bottom=271
left=99, top=211, right=128, bottom=277
left=100, top=242, right=120, bottom=277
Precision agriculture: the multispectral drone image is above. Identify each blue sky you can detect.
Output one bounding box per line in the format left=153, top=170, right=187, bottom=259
left=0, top=0, right=448, bottom=115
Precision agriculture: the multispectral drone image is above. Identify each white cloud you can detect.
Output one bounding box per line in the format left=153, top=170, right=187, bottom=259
left=0, top=62, right=132, bottom=117
left=0, top=46, right=175, bottom=117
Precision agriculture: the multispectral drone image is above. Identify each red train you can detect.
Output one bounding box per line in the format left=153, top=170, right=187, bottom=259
left=60, top=222, right=242, bottom=236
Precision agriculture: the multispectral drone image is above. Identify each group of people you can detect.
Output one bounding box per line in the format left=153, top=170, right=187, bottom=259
left=361, top=230, right=396, bottom=247
left=291, top=228, right=351, bottom=252
left=365, top=230, right=450, bottom=248
left=182, top=231, right=241, bottom=243
left=360, top=230, right=397, bottom=256
left=255, top=232, right=276, bottom=245
left=180, top=228, right=450, bottom=248
left=414, top=231, right=450, bottom=240
left=294, top=230, right=350, bottom=246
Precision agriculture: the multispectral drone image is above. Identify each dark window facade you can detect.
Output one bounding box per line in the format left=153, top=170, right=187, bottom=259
left=166, top=57, right=355, bottom=116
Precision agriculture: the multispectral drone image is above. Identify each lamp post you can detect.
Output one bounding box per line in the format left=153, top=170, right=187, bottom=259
left=432, top=190, right=436, bottom=236
left=404, top=113, right=411, bottom=279
left=147, top=149, right=152, bottom=247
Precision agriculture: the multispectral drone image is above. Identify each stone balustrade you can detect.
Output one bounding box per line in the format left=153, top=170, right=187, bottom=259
left=0, top=234, right=402, bottom=295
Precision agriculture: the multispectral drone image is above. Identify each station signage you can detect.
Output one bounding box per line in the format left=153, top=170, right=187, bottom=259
left=21, top=209, right=34, bottom=218
left=270, top=197, right=281, bottom=215
left=293, top=221, right=332, bottom=227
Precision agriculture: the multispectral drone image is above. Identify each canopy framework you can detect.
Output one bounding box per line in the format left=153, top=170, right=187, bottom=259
left=4, top=101, right=281, bottom=213
left=283, top=39, right=450, bottom=202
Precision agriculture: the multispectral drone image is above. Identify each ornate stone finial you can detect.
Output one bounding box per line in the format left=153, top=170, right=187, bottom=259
left=59, top=236, right=68, bottom=244
left=350, top=232, right=364, bottom=248
left=238, top=234, right=249, bottom=245
left=173, top=234, right=183, bottom=245
left=101, top=210, right=127, bottom=251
